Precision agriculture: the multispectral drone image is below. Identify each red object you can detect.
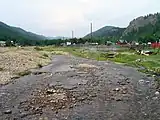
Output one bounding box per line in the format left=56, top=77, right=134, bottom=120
left=151, top=42, right=160, bottom=48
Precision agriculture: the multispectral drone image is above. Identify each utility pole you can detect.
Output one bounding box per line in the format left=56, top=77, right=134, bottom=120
left=90, top=23, right=93, bottom=43
left=72, top=30, right=74, bottom=39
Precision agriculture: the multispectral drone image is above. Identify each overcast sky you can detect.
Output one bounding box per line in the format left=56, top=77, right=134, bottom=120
left=0, top=0, right=159, bottom=37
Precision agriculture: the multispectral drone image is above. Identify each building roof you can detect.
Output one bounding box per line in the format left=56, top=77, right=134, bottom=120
left=0, top=41, right=6, bottom=44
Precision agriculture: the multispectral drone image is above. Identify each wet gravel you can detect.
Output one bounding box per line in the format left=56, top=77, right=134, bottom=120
left=0, top=55, right=160, bottom=120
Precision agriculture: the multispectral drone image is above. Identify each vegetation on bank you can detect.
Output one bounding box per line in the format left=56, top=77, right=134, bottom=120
left=36, top=46, right=160, bottom=76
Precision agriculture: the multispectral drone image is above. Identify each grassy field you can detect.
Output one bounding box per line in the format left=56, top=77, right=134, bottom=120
left=38, top=46, right=160, bottom=75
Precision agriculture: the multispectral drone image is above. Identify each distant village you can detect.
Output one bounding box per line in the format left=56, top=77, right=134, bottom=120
left=0, top=39, right=160, bottom=49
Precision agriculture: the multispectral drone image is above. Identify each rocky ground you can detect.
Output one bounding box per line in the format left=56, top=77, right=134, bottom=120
left=0, top=47, right=50, bottom=85
left=0, top=55, right=160, bottom=120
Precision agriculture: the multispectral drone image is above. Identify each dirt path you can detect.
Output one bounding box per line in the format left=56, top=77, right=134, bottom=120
left=0, top=55, right=160, bottom=120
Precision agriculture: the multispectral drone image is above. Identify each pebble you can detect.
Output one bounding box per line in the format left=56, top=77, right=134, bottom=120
left=20, top=112, right=28, bottom=118
left=114, top=88, right=120, bottom=92
left=48, top=83, right=55, bottom=88
left=136, top=59, right=141, bottom=62
left=152, top=75, right=156, bottom=77
left=4, top=109, right=12, bottom=114
left=152, top=97, right=158, bottom=100
left=122, top=86, right=127, bottom=90
left=139, top=79, right=144, bottom=84
left=46, top=89, right=56, bottom=94
left=122, top=90, right=127, bottom=94
left=155, top=91, right=160, bottom=96
left=146, top=81, right=150, bottom=84
left=116, top=98, right=122, bottom=101
left=72, top=98, right=76, bottom=101
left=146, top=96, right=149, bottom=99
left=39, top=117, right=48, bottom=120
left=120, top=82, right=126, bottom=85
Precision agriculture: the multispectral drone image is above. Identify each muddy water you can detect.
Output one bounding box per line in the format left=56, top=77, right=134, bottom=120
left=0, top=55, right=159, bottom=120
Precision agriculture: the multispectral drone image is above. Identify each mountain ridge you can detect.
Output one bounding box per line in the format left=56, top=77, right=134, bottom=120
left=84, top=12, right=160, bottom=43
left=0, top=21, right=47, bottom=40
left=84, top=26, right=125, bottom=39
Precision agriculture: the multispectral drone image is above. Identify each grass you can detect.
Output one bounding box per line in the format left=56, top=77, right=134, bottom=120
left=17, top=70, right=32, bottom=76
left=34, top=46, right=160, bottom=76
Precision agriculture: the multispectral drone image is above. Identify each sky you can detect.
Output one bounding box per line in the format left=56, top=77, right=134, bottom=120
left=0, top=0, right=160, bottom=37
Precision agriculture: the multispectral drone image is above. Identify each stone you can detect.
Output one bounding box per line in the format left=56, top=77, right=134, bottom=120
left=48, top=83, right=55, bottom=88
left=136, top=59, right=141, bottom=62
left=116, top=98, right=122, bottom=101
left=46, top=89, right=56, bottom=94
left=152, top=75, right=156, bottom=77
left=155, top=91, right=160, bottom=96
left=122, top=90, right=127, bottom=94
left=139, top=79, right=144, bottom=84
left=146, top=96, right=149, bottom=99
left=114, top=88, right=120, bottom=92
left=35, top=107, right=42, bottom=112
left=20, top=112, right=28, bottom=118
left=120, top=82, right=126, bottom=85
left=152, top=97, right=158, bottom=100
left=122, top=86, right=127, bottom=90
left=39, top=117, right=48, bottom=120
left=72, top=98, right=76, bottom=101
left=4, top=109, right=12, bottom=114
left=146, top=81, right=150, bottom=84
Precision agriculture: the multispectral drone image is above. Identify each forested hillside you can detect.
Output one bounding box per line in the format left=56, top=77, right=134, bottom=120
left=0, top=21, right=46, bottom=41
left=122, top=13, right=160, bottom=42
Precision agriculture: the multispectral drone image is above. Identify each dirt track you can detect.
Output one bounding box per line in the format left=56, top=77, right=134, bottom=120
left=0, top=55, right=160, bottom=120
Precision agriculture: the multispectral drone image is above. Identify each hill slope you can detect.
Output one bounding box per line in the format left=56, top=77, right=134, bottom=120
left=122, top=13, right=160, bottom=42
left=85, top=12, right=160, bottom=43
left=0, top=21, right=46, bottom=40
left=85, top=26, right=125, bottom=39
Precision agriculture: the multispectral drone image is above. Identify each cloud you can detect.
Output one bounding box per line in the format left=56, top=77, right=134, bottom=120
left=0, top=0, right=159, bottom=37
